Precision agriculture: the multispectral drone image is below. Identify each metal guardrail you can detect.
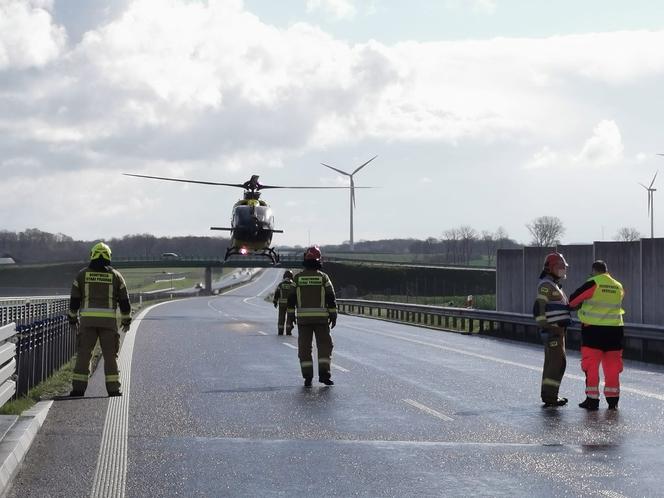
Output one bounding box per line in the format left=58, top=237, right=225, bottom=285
left=0, top=323, right=17, bottom=407
left=337, top=299, right=664, bottom=364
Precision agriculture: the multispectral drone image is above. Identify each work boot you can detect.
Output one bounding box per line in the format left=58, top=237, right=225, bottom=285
left=69, top=390, right=84, bottom=397
left=108, top=391, right=123, bottom=397
left=304, top=378, right=312, bottom=388
left=286, top=332, right=292, bottom=336
left=578, top=397, right=600, bottom=410
left=542, top=397, right=568, bottom=407
left=606, top=397, right=619, bottom=410
left=320, top=378, right=334, bottom=386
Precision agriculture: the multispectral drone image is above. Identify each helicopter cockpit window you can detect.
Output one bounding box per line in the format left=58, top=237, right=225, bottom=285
left=233, top=206, right=274, bottom=225
left=254, top=206, right=273, bottom=223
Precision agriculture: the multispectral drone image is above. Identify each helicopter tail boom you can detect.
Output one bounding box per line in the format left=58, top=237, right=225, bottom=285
left=210, top=227, right=233, bottom=231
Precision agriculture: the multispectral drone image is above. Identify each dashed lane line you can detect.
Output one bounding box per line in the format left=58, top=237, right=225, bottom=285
left=344, top=323, right=664, bottom=402
left=257, top=331, right=268, bottom=336
left=282, top=343, right=298, bottom=350
left=403, top=398, right=454, bottom=422
left=332, top=363, right=350, bottom=373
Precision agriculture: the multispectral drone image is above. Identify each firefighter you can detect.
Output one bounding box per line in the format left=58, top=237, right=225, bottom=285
left=569, top=260, right=625, bottom=410
left=67, top=242, right=132, bottom=397
left=533, top=252, right=571, bottom=407
left=286, top=246, right=337, bottom=387
left=273, top=270, right=295, bottom=335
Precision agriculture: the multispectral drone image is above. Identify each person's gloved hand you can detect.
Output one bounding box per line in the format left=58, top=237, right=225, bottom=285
left=328, top=314, right=337, bottom=329
left=273, top=302, right=278, bottom=308
left=68, top=315, right=79, bottom=326
left=121, top=318, right=132, bottom=333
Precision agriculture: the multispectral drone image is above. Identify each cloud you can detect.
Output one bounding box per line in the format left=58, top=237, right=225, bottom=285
left=573, top=119, right=624, bottom=167
left=0, top=0, right=66, bottom=69
left=526, top=120, right=624, bottom=170
left=306, top=0, right=357, bottom=20
left=445, top=0, right=496, bottom=15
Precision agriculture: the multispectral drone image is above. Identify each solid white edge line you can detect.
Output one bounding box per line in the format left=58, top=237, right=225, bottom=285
left=90, top=299, right=181, bottom=498
left=345, top=322, right=664, bottom=402
left=403, top=398, right=454, bottom=422
left=282, top=342, right=298, bottom=350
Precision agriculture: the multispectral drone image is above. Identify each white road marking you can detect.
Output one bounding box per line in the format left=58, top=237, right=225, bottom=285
left=332, top=363, right=350, bottom=373
left=257, top=331, right=268, bottom=336
left=91, top=299, right=180, bottom=498
left=403, top=399, right=454, bottom=422
left=242, top=271, right=283, bottom=308
left=282, top=343, right=298, bottom=350
left=599, top=491, right=627, bottom=498
left=344, top=323, right=664, bottom=402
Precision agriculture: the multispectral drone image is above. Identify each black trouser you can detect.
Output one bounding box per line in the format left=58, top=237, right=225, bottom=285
left=540, top=329, right=566, bottom=402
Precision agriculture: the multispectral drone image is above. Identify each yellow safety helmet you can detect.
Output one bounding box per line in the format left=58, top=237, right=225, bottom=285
left=90, top=242, right=112, bottom=261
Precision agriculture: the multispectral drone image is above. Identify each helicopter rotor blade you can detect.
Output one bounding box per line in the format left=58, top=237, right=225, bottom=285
left=321, top=163, right=351, bottom=176
left=124, top=173, right=245, bottom=189
left=258, top=184, right=372, bottom=189
left=352, top=155, right=378, bottom=175
left=649, top=171, right=659, bottom=189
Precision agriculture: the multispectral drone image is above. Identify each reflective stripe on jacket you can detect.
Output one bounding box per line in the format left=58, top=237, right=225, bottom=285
left=70, top=266, right=130, bottom=329
left=287, top=270, right=337, bottom=324
left=273, top=279, right=295, bottom=305
left=575, top=273, right=624, bottom=326
left=533, top=276, right=570, bottom=327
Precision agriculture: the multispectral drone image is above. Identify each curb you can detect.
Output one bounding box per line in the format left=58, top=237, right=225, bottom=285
left=0, top=400, right=53, bottom=496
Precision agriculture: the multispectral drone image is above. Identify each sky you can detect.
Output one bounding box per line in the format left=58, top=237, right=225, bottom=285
left=2, top=0, right=664, bottom=247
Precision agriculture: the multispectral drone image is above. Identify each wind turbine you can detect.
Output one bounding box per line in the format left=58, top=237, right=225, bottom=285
left=639, top=170, right=658, bottom=238
left=321, top=155, right=377, bottom=251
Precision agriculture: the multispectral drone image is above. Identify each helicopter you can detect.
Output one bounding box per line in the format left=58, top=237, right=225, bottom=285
left=123, top=172, right=369, bottom=263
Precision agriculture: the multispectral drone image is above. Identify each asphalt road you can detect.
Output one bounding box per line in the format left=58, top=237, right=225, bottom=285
left=9, top=268, right=664, bottom=497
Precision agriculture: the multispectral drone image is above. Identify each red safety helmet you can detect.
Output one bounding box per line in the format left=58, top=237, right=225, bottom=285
left=304, top=245, right=322, bottom=262
left=543, top=252, right=568, bottom=272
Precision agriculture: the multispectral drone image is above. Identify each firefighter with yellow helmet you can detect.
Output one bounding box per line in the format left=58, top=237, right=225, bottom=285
left=286, top=246, right=337, bottom=387
left=67, top=242, right=132, bottom=397
left=533, top=252, right=571, bottom=407
left=273, top=270, right=295, bottom=335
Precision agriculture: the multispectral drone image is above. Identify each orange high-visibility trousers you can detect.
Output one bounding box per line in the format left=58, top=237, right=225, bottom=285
left=580, top=346, right=623, bottom=399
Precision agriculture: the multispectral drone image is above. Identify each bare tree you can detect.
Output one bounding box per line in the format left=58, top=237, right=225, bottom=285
left=495, top=226, right=509, bottom=250
left=458, top=225, right=478, bottom=265
left=526, top=216, right=565, bottom=247
left=614, top=227, right=641, bottom=242
left=481, top=230, right=497, bottom=266
left=442, top=228, right=460, bottom=263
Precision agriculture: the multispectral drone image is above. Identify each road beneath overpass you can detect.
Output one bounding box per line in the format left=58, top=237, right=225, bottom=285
left=8, top=269, right=664, bottom=497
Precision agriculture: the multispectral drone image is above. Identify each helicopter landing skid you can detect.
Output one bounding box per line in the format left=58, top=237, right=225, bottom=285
left=224, top=246, right=280, bottom=265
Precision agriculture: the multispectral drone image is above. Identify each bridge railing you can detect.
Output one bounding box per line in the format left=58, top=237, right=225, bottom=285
left=0, top=323, right=17, bottom=408
left=0, top=297, right=74, bottom=402
left=337, top=299, right=664, bottom=365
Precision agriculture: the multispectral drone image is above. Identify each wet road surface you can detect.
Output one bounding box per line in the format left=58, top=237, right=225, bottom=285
left=9, top=269, right=664, bottom=497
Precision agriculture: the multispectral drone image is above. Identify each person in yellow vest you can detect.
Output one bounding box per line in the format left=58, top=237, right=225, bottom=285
left=533, top=252, right=571, bottom=407
left=272, top=270, right=295, bottom=335
left=569, top=260, right=625, bottom=410
left=286, top=246, right=337, bottom=387
left=67, top=242, right=132, bottom=397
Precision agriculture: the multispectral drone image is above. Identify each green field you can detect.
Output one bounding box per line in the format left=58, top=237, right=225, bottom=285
left=122, top=267, right=231, bottom=292
left=361, top=293, right=496, bottom=310
left=326, top=252, right=494, bottom=267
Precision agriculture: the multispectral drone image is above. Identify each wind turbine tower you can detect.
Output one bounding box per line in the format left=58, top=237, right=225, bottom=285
left=321, top=155, right=377, bottom=251
left=639, top=171, right=658, bottom=239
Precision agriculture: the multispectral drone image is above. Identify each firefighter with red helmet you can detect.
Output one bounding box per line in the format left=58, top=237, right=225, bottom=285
left=273, top=270, right=295, bottom=335
left=533, top=252, right=571, bottom=407
left=569, top=260, right=625, bottom=410
left=286, top=246, right=338, bottom=387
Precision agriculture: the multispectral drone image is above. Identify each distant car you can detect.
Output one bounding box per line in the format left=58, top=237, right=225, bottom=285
left=160, top=252, right=180, bottom=260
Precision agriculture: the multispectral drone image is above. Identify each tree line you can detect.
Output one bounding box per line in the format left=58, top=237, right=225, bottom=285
left=0, top=229, right=230, bottom=263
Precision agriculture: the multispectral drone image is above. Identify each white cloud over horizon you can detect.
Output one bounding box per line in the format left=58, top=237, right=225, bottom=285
left=1, top=0, right=664, bottom=245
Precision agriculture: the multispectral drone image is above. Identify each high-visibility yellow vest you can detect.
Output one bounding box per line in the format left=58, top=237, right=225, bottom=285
left=577, top=273, right=624, bottom=326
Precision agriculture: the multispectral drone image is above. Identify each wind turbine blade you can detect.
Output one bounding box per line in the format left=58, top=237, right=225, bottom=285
left=352, top=155, right=378, bottom=175
left=321, top=163, right=351, bottom=176
left=639, top=182, right=649, bottom=190
left=650, top=171, right=659, bottom=189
